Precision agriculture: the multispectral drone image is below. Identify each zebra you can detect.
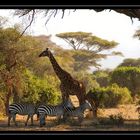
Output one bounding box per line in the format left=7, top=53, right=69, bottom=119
left=64, top=100, right=92, bottom=123
left=8, top=103, right=38, bottom=126
left=37, top=99, right=74, bottom=127
left=136, top=106, right=140, bottom=113
left=136, top=106, right=140, bottom=121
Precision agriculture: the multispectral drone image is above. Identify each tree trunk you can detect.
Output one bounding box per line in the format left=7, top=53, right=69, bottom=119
left=13, top=86, right=20, bottom=103
left=5, top=87, right=12, bottom=116
left=5, top=94, right=10, bottom=116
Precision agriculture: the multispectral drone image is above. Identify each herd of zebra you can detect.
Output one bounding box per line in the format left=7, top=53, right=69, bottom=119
left=8, top=98, right=92, bottom=127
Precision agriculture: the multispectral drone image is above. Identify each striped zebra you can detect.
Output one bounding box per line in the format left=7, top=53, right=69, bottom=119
left=65, top=100, right=92, bottom=123
left=37, top=99, right=74, bottom=126
left=136, top=106, right=140, bottom=113
left=136, top=106, right=140, bottom=121
left=8, top=103, right=38, bottom=126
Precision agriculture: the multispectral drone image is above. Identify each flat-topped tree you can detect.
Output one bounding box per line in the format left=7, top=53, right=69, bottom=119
left=56, top=32, right=119, bottom=51
left=56, top=32, right=123, bottom=71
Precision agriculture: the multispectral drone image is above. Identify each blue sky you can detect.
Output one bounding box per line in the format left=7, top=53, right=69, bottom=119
left=0, top=9, right=140, bottom=70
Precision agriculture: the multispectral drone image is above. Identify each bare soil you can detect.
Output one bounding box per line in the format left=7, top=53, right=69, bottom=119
left=0, top=96, right=140, bottom=132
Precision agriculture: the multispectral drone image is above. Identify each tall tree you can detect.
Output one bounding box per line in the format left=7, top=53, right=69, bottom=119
left=56, top=32, right=122, bottom=71
left=0, top=21, right=42, bottom=115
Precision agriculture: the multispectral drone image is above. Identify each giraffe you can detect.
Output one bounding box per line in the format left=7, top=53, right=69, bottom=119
left=39, top=48, right=86, bottom=105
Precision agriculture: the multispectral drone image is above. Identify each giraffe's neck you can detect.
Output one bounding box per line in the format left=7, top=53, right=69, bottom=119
left=48, top=52, right=69, bottom=81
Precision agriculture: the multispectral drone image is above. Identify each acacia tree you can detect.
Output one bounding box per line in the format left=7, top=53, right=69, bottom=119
left=56, top=32, right=118, bottom=51
left=56, top=32, right=123, bottom=71
left=0, top=25, right=22, bottom=115
left=0, top=20, right=43, bottom=115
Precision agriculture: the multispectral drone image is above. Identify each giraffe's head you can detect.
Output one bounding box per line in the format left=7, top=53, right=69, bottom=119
left=39, top=48, right=51, bottom=57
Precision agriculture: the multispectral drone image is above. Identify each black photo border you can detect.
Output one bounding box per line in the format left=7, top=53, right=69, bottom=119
left=0, top=1, right=140, bottom=136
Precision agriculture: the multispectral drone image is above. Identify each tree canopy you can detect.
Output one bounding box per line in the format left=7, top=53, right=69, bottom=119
left=56, top=31, right=122, bottom=71
left=13, top=9, right=140, bottom=36
left=110, top=66, right=140, bottom=98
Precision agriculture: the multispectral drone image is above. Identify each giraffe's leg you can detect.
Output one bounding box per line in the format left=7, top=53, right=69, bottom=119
left=60, top=84, right=69, bottom=102
left=91, top=101, right=98, bottom=118
left=60, top=84, right=70, bottom=121
left=13, top=114, right=18, bottom=126
left=78, top=115, right=84, bottom=123
left=57, top=115, right=62, bottom=124
left=76, top=82, right=86, bottom=105
left=77, top=92, right=85, bottom=106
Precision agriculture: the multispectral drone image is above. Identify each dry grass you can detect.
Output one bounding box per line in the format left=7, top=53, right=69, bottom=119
left=98, top=104, right=138, bottom=120
left=0, top=98, right=140, bottom=131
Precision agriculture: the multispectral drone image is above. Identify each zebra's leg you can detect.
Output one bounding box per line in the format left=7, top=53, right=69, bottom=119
left=57, top=115, right=61, bottom=120
left=8, top=114, right=12, bottom=126
left=57, top=115, right=63, bottom=124
left=78, top=114, right=84, bottom=124
left=31, top=115, right=34, bottom=126
left=78, top=117, right=83, bottom=123
left=13, top=114, right=18, bottom=126
left=40, top=114, right=46, bottom=127
left=25, top=115, right=30, bottom=126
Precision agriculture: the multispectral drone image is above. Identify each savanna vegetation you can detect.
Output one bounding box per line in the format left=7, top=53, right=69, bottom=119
left=0, top=9, right=140, bottom=131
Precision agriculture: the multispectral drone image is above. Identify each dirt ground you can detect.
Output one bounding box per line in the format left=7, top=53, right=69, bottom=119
left=0, top=104, right=140, bottom=132
left=0, top=96, right=140, bottom=132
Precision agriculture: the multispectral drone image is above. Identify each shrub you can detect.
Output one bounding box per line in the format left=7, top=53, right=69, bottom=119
left=89, top=83, right=132, bottom=108
left=110, top=66, right=140, bottom=98
left=20, top=69, right=61, bottom=105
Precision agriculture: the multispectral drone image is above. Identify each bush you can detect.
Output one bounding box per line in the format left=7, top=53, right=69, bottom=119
left=89, top=84, right=132, bottom=108
left=110, top=66, right=140, bottom=98
left=20, top=69, right=61, bottom=105
left=73, top=72, right=100, bottom=91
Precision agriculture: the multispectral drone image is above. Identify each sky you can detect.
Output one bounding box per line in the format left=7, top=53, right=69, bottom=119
left=0, top=9, right=140, bottom=70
